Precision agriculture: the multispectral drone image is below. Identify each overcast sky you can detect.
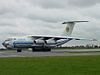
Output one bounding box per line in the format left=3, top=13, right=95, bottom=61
left=0, top=0, right=100, bottom=47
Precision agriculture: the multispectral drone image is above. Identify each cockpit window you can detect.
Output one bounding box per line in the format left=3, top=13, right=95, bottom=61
left=5, top=38, right=16, bottom=41
left=5, top=38, right=12, bottom=41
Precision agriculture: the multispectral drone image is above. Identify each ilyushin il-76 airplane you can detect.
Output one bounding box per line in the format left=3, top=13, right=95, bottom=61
left=2, top=21, right=96, bottom=52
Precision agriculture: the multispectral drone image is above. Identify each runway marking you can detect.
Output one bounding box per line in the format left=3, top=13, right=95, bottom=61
left=0, top=49, right=100, bottom=57
left=0, top=52, right=5, bottom=53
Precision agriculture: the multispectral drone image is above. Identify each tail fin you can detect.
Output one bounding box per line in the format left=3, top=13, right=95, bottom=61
left=62, top=21, right=88, bottom=36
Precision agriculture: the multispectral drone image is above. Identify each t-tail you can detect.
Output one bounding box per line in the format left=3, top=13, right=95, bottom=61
left=62, top=21, right=88, bottom=36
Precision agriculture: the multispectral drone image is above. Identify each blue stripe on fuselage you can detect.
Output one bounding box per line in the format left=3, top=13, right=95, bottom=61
left=13, top=42, right=33, bottom=44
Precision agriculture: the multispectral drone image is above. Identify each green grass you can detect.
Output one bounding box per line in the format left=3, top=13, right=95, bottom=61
left=0, top=56, right=100, bottom=75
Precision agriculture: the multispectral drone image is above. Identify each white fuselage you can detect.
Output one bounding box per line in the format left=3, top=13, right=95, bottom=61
left=2, top=36, right=70, bottom=49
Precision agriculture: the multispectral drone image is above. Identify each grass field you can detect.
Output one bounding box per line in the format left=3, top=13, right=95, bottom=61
left=0, top=56, right=100, bottom=75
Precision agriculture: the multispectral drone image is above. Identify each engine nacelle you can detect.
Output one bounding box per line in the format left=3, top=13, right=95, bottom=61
left=34, top=39, right=45, bottom=44
left=34, top=39, right=56, bottom=45
left=46, top=40, right=56, bottom=45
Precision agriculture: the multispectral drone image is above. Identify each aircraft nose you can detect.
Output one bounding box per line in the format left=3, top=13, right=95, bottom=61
left=2, top=41, right=10, bottom=48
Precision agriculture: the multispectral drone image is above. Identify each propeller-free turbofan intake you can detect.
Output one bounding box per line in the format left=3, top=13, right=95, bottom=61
left=34, top=39, right=45, bottom=44
left=45, top=40, right=56, bottom=45
left=34, top=39, right=57, bottom=45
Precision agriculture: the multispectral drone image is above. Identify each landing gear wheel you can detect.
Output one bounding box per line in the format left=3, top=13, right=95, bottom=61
left=32, top=48, right=35, bottom=52
left=17, top=49, right=22, bottom=52
left=32, top=48, right=51, bottom=52
left=46, top=48, right=51, bottom=51
left=43, top=48, right=51, bottom=52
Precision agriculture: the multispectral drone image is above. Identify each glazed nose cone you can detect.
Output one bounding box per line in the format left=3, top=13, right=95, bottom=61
left=2, top=41, right=9, bottom=48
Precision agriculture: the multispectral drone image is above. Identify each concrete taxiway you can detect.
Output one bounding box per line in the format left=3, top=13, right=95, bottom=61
left=0, top=49, right=100, bottom=57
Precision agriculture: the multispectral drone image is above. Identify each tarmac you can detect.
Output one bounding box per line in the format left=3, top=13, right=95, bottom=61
left=0, top=49, right=100, bottom=57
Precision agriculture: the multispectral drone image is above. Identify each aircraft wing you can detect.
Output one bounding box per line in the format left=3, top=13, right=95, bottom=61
left=29, top=35, right=96, bottom=41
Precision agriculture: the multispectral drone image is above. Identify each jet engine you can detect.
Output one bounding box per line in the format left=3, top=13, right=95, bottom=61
left=45, top=39, right=56, bottom=45
left=34, top=39, right=45, bottom=44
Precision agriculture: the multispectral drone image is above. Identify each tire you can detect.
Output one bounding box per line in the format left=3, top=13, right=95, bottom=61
left=32, top=48, right=35, bottom=52
left=32, top=48, right=51, bottom=52
left=44, top=48, right=51, bottom=52
left=17, top=49, right=22, bottom=52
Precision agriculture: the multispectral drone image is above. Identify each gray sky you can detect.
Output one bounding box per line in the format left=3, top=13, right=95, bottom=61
left=0, top=0, right=100, bottom=47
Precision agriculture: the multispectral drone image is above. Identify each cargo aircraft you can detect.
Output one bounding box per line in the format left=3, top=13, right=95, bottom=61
left=2, top=21, right=95, bottom=52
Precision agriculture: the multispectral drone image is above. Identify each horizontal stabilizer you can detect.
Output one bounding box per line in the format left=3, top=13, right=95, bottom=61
left=74, top=38, right=97, bottom=41
left=62, top=21, right=89, bottom=24
left=62, top=21, right=89, bottom=36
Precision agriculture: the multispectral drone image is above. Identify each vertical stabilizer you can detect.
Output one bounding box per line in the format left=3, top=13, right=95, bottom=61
left=62, top=21, right=88, bottom=36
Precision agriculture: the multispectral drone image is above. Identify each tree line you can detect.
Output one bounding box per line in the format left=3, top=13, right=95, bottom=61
left=57, top=44, right=100, bottom=49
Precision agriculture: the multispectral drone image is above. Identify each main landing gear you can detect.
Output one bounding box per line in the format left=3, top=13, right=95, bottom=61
left=32, top=48, right=51, bottom=52
left=16, top=48, right=51, bottom=52
left=17, top=49, right=22, bottom=52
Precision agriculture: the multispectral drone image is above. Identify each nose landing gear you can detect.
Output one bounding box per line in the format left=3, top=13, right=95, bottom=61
left=17, top=49, right=22, bottom=52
